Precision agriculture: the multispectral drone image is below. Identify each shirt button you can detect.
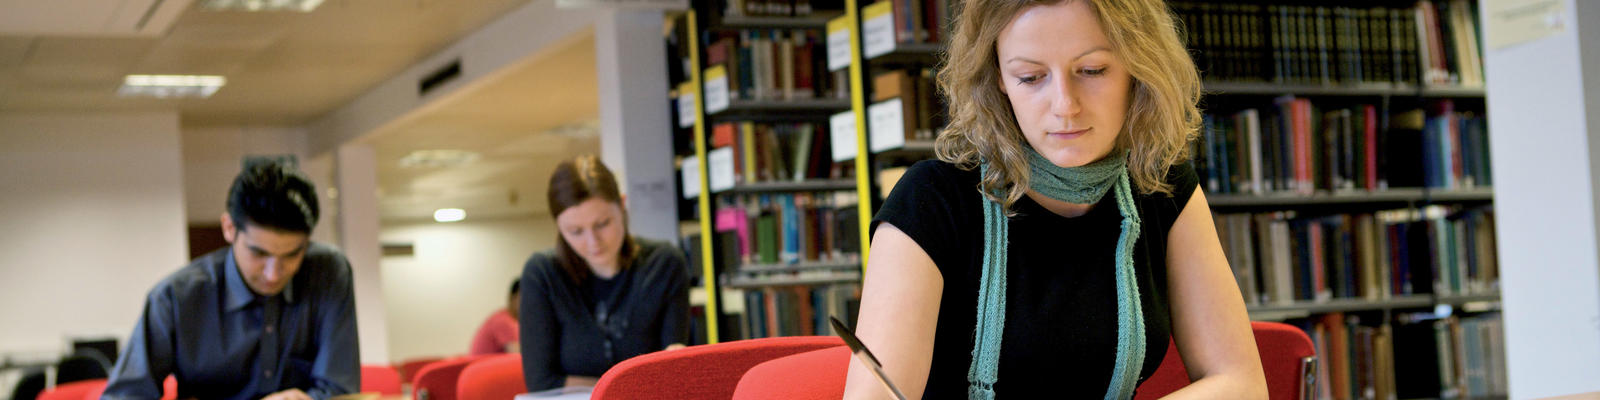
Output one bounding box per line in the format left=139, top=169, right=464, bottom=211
left=266, top=325, right=274, bottom=334
left=265, top=370, right=274, bottom=378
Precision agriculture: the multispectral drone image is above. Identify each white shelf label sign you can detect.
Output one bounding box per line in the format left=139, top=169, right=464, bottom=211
left=676, top=82, right=696, bottom=128
left=681, top=155, right=700, bottom=199
left=703, top=66, right=730, bottom=114
left=827, top=16, right=853, bottom=72
left=829, top=111, right=859, bottom=162
left=861, top=2, right=896, bottom=59
left=868, top=98, right=906, bottom=153
left=708, top=147, right=736, bottom=193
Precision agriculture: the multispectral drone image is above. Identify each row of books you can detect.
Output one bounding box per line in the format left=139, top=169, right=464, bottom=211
left=740, top=283, right=861, bottom=339
left=714, top=192, right=861, bottom=266
left=1194, top=97, right=1490, bottom=195
left=871, top=67, right=943, bottom=142
left=704, top=29, right=849, bottom=102
left=1215, top=205, right=1498, bottom=306
left=1299, top=311, right=1506, bottom=400
left=1171, top=1, right=1482, bottom=87
left=870, top=0, right=949, bottom=46
left=711, top=121, right=842, bottom=184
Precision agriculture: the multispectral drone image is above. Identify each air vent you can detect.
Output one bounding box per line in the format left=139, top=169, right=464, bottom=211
left=418, top=59, right=462, bottom=96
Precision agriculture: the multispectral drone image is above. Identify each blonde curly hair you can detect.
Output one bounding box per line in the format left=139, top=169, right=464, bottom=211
left=935, top=0, right=1201, bottom=210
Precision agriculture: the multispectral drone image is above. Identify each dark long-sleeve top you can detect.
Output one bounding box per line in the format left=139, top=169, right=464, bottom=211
left=518, top=238, right=691, bottom=392
left=102, top=244, right=361, bottom=400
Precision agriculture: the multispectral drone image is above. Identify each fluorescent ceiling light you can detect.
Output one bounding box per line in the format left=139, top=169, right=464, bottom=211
left=201, top=0, right=326, bottom=12
left=399, top=149, right=481, bottom=169
left=434, top=208, right=466, bottom=223
left=118, top=75, right=226, bottom=98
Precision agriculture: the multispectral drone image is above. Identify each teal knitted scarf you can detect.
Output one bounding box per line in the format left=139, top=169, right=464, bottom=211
left=968, top=148, right=1145, bottom=400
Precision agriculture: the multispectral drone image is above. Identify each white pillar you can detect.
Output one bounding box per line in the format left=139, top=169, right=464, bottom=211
left=595, top=9, right=678, bottom=244
left=1483, top=0, right=1600, bottom=397
left=335, top=144, right=392, bottom=364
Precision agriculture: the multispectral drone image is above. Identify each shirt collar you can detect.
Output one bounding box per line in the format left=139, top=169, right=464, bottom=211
left=223, top=248, right=296, bottom=312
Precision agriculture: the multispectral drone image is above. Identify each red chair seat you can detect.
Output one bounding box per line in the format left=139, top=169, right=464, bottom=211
left=413, top=355, right=494, bottom=400
left=457, top=354, right=524, bottom=400
left=591, top=336, right=843, bottom=400
left=731, top=346, right=850, bottom=400
left=361, top=364, right=403, bottom=395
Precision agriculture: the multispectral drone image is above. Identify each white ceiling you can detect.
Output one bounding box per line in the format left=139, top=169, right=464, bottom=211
left=1, top=0, right=603, bottom=223
left=364, top=30, right=600, bottom=223
left=0, top=0, right=535, bottom=125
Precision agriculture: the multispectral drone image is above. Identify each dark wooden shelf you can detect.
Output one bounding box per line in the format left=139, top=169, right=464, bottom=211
left=709, top=98, right=852, bottom=121
left=1203, top=81, right=1487, bottom=98
left=1247, top=292, right=1501, bottom=320
left=737, top=261, right=861, bottom=273
left=866, top=42, right=944, bottom=66
left=1207, top=188, right=1493, bottom=209
left=723, top=179, right=858, bottom=193
left=723, top=273, right=862, bottom=289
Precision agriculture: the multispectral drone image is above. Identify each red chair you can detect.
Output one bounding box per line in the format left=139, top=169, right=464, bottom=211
left=1135, top=321, right=1317, bottom=400
left=35, top=379, right=105, bottom=400
left=396, top=356, right=448, bottom=385
left=413, top=355, right=493, bottom=400
left=730, top=321, right=1316, bottom=399
left=590, top=336, right=844, bottom=400
left=456, top=354, right=524, bottom=400
left=730, top=346, right=849, bottom=400
left=361, top=364, right=403, bottom=395
left=83, top=375, right=177, bottom=400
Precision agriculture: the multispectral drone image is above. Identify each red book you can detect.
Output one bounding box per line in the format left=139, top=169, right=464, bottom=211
left=1311, top=221, right=1327, bottom=300
left=712, top=122, right=737, bottom=147
left=1295, top=99, right=1312, bottom=194
left=1363, top=105, right=1378, bottom=190
left=792, top=31, right=815, bottom=98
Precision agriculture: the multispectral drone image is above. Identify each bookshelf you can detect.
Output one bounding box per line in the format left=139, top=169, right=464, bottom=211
left=671, top=0, right=1508, bottom=397
left=668, top=0, right=873, bottom=344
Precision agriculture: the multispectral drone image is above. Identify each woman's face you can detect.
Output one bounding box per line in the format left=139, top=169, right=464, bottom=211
left=555, top=197, right=626, bottom=271
left=995, top=0, right=1132, bottom=168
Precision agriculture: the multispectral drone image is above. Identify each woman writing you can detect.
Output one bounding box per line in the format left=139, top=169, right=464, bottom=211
left=843, top=0, right=1267, bottom=398
left=520, top=155, right=691, bottom=391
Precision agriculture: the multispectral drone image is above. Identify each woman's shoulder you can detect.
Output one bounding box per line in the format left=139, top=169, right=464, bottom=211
left=1136, top=162, right=1199, bottom=202
left=631, top=238, right=689, bottom=272
left=522, top=251, right=565, bottom=281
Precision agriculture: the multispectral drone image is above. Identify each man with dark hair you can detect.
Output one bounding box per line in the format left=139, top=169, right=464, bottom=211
left=469, top=279, right=522, bottom=355
left=103, top=161, right=359, bottom=400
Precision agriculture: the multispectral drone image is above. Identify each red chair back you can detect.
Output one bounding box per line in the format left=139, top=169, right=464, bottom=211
left=1135, top=321, right=1317, bottom=400
left=456, top=354, right=524, bottom=400
left=36, top=379, right=104, bottom=400
left=397, top=356, right=448, bottom=385
left=361, top=364, right=403, bottom=395
left=413, top=355, right=493, bottom=400
left=730, top=346, right=849, bottom=400
left=85, top=376, right=176, bottom=400
left=591, top=336, right=844, bottom=400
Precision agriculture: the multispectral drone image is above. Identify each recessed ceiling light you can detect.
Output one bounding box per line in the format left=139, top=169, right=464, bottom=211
left=434, top=208, right=466, bottom=223
left=201, top=0, right=326, bottom=12
left=118, top=75, right=226, bottom=98
left=399, top=149, right=481, bottom=169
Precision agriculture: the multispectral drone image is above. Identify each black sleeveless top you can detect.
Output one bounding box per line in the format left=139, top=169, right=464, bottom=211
left=871, top=160, right=1200, bottom=398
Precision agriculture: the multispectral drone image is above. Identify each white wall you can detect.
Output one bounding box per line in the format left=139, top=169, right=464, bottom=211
left=181, top=125, right=310, bottom=224
left=0, top=112, right=188, bottom=355
left=379, top=216, right=557, bottom=362
left=1483, top=0, right=1600, bottom=397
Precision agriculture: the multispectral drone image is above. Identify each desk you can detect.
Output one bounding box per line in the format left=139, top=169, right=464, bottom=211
left=514, top=386, right=593, bottom=400
left=1540, top=392, right=1600, bottom=400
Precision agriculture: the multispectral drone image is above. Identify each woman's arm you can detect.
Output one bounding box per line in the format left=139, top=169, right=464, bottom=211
left=657, top=247, right=692, bottom=350
left=1161, top=186, right=1268, bottom=400
left=842, top=223, right=943, bottom=400
left=519, top=262, right=567, bottom=391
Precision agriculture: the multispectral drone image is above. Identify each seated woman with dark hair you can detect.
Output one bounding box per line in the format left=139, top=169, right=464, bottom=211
left=519, top=155, right=692, bottom=391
